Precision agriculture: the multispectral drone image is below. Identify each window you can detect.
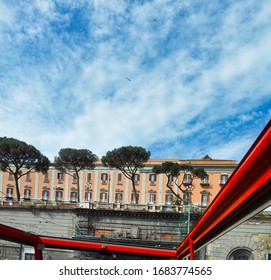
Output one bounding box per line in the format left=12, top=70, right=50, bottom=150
left=165, top=191, right=173, bottom=205
left=70, top=189, right=77, bottom=203
left=220, top=174, right=228, bottom=185
left=100, top=188, right=107, bottom=202
left=5, top=185, right=13, bottom=200
left=25, top=173, right=31, bottom=182
left=21, top=247, right=35, bottom=260
left=201, top=190, right=210, bottom=207
left=57, top=172, right=64, bottom=183
left=101, top=173, right=108, bottom=184
left=72, top=173, right=78, bottom=184
left=227, top=248, right=253, bottom=260
left=24, top=253, right=35, bottom=260
left=44, top=172, right=49, bottom=183
left=134, top=174, right=140, bottom=185
left=23, top=187, right=31, bottom=200
left=55, top=188, right=63, bottom=202
left=149, top=174, right=156, bottom=185
left=183, top=173, right=191, bottom=184
left=85, top=190, right=92, bottom=202
left=267, top=253, right=271, bottom=260
left=115, top=192, right=123, bottom=203
left=42, top=188, right=49, bottom=201
left=200, top=175, right=209, bottom=185
left=117, top=173, right=122, bottom=184
left=8, top=173, right=13, bottom=181
left=148, top=191, right=156, bottom=204
left=168, top=174, right=173, bottom=186
left=87, top=173, right=92, bottom=183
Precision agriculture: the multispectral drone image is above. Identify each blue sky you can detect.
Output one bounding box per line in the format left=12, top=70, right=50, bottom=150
left=0, top=0, right=270, bottom=162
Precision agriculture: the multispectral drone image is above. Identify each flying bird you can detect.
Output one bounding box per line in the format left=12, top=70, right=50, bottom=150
left=153, top=19, right=158, bottom=22
left=126, top=77, right=132, bottom=82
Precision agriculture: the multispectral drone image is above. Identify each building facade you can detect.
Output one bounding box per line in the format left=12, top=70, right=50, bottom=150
left=205, top=210, right=271, bottom=260
left=0, top=156, right=237, bottom=211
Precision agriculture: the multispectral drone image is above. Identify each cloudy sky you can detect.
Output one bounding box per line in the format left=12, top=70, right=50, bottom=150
left=0, top=0, right=270, bottom=162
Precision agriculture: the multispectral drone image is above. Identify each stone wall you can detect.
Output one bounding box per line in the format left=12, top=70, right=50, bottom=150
left=74, top=209, right=199, bottom=249
left=0, top=207, right=77, bottom=260
left=0, top=206, right=197, bottom=259
left=0, top=207, right=77, bottom=237
left=206, top=211, right=271, bottom=260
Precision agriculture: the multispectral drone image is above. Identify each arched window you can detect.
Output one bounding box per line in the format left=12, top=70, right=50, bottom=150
left=55, top=187, right=63, bottom=202
left=42, top=187, right=50, bottom=201
left=227, top=247, right=254, bottom=260
left=23, top=186, right=31, bottom=201
left=5, top=184, right=14, bottom=200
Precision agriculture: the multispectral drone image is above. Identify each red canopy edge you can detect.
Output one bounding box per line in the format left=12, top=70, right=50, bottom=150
left=0, top=223, right=176, bottom=259
left=177, top=119, right=271, bottom=259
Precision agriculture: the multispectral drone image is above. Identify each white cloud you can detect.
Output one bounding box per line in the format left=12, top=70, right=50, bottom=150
left=0, top=1, right=271, bottom=163
left=0, top=2, right=16, bottom=27
left=207, top=136, right=254, bottom=162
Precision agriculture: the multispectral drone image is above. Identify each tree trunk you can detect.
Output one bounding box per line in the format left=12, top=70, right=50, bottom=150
left=14, top=174, right=20, bottom=201
left=167, top=177, right=183, bottom=204
left=76, top=171, right=80, bottom=203
left=132, top=174, right=138, bottom=204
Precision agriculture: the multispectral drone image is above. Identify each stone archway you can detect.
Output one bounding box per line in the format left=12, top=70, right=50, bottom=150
left=227, top=247, right=254, bottom=260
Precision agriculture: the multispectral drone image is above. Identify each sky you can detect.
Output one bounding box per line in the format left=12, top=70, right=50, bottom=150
left=0, top=0, right=270, bottom=163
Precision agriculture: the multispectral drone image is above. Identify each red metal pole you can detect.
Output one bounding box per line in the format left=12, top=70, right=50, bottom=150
left=189, top=237, right=195, bottom=260
left=34, top=245, right=43, bottom=260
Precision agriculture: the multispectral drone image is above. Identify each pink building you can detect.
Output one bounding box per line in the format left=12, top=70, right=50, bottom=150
left=0, top=156, right=237, bottom=212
